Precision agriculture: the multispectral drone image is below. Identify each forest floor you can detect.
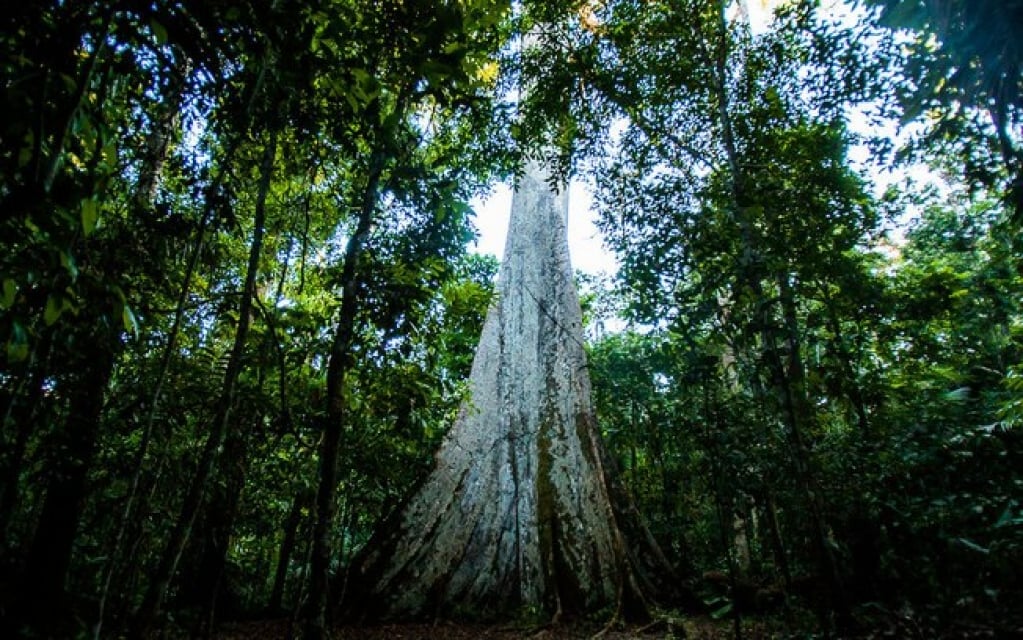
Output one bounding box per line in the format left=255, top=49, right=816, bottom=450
left=211, top=615, right=1021, bottom=639
left=212, top=617, right=763, bottom=639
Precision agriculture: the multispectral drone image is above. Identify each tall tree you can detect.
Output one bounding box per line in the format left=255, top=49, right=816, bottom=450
left=344, top=140, right=680, bottom=620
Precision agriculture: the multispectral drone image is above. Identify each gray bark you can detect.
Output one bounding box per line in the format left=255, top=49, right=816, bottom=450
left=345, top=160, right=680, bottom=622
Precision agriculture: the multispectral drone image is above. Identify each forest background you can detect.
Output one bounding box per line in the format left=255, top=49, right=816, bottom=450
left=0, top=0, right=1021, bottom=638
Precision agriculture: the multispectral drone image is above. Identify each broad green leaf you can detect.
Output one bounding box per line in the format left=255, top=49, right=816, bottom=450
left=122, top=303, right=139, bottom=335
left=44, top=294, right=64, bottom=326
left=150, top=19, right=168, bottom=44
left=1, top=279, right=15, bottom=309
left=7, top=322, right=28, bottom=362
left=81, top=199, right=98, bottom=236
left=710, top=601, right=734, bottom=620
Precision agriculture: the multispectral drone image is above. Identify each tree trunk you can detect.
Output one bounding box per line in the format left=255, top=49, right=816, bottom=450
left=133, top=131, right=276, bottom=637
left=304, top=143, right=385, bottom=640
left=17, top=337, right=117, bottom=631
left=0, top=335, right=52, bottom=542
left=774, top=273, right=849, bottom=626
left=819, top=286, right=871, bottom=436
left=270, top=490, right=310, bottom=613
left=343, top=158, right=681, bottom=623
left=92, top=67, right=203, bottom=640
left=710, top=1, right=848, bottom=625
left=193, top=404, right=254, bottom=635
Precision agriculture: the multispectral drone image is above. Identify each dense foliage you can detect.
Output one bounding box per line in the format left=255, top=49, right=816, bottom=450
left=1, top=0, right=1020, bottom=637
left=576, top=0, right=1023, bottom=634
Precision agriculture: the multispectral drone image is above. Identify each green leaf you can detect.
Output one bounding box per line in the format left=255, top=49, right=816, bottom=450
left=710, top=601, right=734, bottom=620
left=59, top=73, right=77, bottom=93
left=944, top=387, right=970, bottom=402
left=955, top=537, right=990, bottom=555
left=59, top=251, right=79, bottom=280
left=443, top=41, right=464, bottom=55
left=122, top=303, right=139, bottom=336
left=150, top=19, right=168, bottom=45
left=1, top=279, right=15, bottom=309
left=994, top=502, right=1021, bottom=528
left=7, top=322, right=29, bottom=362
left=44, top=294, right=64, bottom=325
left=81, top=199, right=98, bottom=236
left=101, top=140, right=117, bottom=167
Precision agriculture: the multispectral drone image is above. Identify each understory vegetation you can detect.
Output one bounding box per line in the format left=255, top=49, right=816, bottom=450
left=1, top=0, right=1021, bottom=638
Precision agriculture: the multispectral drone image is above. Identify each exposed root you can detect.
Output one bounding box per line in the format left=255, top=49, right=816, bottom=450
left=590, top=615, right=619, bottom=639
left=635, top=618, right=669, bottom=634
left=550, top=607, right=562, bottom=627
left=590, top=601, right=623, bottom=639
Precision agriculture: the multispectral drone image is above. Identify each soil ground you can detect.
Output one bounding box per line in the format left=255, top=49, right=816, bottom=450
left=213, top=618, right=751, bottom=639
left=212, top=616, right=1021, bottom=639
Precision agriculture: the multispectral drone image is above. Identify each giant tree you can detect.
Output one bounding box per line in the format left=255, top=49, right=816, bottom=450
left=338, top=7, right=686, bottom=617
left=345, top=152, right=681, bottom=623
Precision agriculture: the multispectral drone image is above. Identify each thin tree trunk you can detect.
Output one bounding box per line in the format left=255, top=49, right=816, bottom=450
left=196, top=427, right=250, bottom=634
left=194, top=396, right=261, bottom=635
left=777, top=275, right=848, bottom=619
left=760, top=491, right=795, bottom=627
left=817, top=291, right=883, bottom=602
left=820, top=286, right=871, bottom=436
left=710, top=2, right=848, bottom=626
left=702, top=383, right=743, bottom=640
left=134, top=64, right=189, bottom=208
left=133, top=131, right=277, bottom=637
left=988, top=99, right=1023, bottom=224
left=0, top=335, right=53, bottom=541
left=41, top=12, right=112, bottom=194
left=93, top=206, right=211, bottom=639
left=304, top=143, right=385, bottom=640
left=270, top=490, right=310, bottom=613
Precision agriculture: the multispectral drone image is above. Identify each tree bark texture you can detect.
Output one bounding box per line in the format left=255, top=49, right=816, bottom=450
left=345, top=160, right=679, bottom=622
